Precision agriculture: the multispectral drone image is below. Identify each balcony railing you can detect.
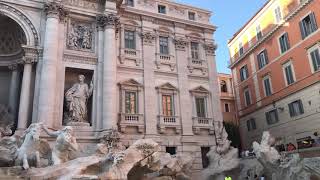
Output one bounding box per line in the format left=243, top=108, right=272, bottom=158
left=158, top=115, right=181, bottom=134
left=119, top=48, right=141, bottom=65
left=188, top=58, right=207, bottom=67
left=119, top=113, right=144, bottom=133
left=155, top=53, right=176, bottom=70
left=192, top=117, right=214, bottom=135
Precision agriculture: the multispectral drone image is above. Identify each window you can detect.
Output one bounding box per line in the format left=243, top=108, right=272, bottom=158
left=125, top=91, right=137, bottom=114
left=166, top=147, right=176, bottom=155
left=309, top=48, right=320, bottom=72
left=124, top=30, right=136, bottom=49
left=201, top=147, right=210, bottom=168
left=240, top=65, right=249, bottom=81
left=257, top=50, right=269, bottom=69
left=288, top=100, right=304, bottom=117
left=239, top=42, right=244, bottom=56
left=274, top=6, right=282, bottom=23
left=159, top=36, right=169, bottom=54
left=224, top=103, right=230, bottom=112
left=188, top=12, right=196, bottom=20
left=162, top=95, right=173, bottom=116
left=244, top=88, right=251, bottom=106
left=256, top=25, right=263, bottom=40
left=191, top=42, right=199, bottom=59
left=195, top=97, right=206, bottom=117
left=300, top=12, right=318, bottom=39
left=263, top=76, right=272, bottom=97
left=158, top=5, right=166, bottom=14
left=246, top=118, right=256, bottom=131
left=279, top=33, right=290, bottom=53
left=266, top=109, right=279, bottom=125
left=126, top=0, right=134, bottom=7
left=220, top=80, right=228, bottom=93
left=283, top=62, right=295, bottom=85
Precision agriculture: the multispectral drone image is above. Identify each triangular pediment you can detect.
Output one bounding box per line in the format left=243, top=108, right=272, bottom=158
left=156, top=82, right=178, bottom=91
left=190, top=86, right=210, bottom=93
left=119, top=79, right=142, bottom=87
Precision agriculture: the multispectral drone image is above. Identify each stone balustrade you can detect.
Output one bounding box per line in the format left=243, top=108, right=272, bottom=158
left=192, top=117, right=214, bottom=135
left=158, top=115, right=181, bottom=134
left=119, top=113, right=144, bottom=133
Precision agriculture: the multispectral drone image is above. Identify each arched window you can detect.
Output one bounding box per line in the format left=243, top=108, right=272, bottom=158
left=220, top=80, right=228, bottom=93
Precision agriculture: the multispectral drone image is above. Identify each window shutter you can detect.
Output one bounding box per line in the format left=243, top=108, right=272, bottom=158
left=285, top=33, right=290, bottom=49
left=299, top=100, right=304, bottom=114
left=264, top=50, right=269, bottom=64
left=266, top=112, right=270, bottom=125
left=288, top=103, right=294, bottom=117
left=257, top=54, right=262, bottom=69
left=299, top=21, right=306, bottom=39
left=310, top=12, right=318, bottom=31
left=247, top=120, right=251, bottom=131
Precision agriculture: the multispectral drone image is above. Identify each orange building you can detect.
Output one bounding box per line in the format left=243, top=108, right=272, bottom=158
left=228, top=0, right=320, bottom=149
left=218, top=73, right=238, bottom=126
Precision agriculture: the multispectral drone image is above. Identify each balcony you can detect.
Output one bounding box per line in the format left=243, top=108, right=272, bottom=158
left=187, top=58, right=208, bottom=75
left=119, top=48, right=141, bottom=66
left=192, top=117, right=214, bottom=135
left=158, top=115, right=181, bottom=134
left=155, top=53, right=176, bottom=71
left=119, top=113, right=144, bottom=133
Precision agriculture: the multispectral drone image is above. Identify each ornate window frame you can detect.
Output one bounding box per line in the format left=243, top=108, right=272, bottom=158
left=118, top=79, right=144, bottom=133
left=187, top=33, right=208, bottom=75
left=156, top=83, right=181, bottom=134
left=155, top=28, right=176, bottom=71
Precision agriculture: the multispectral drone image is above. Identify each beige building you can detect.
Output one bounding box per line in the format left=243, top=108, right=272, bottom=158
left=0, top=0, right=223, bottom=171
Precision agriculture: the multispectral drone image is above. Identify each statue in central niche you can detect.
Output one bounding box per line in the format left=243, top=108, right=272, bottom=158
left=64, top=74, right=93, bottom=126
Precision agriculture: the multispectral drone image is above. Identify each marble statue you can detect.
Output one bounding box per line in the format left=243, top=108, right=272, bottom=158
left=15, top=123, right=51, bottom=169
left=202, top=124, right=240, bottom=180
left=0, top=136, right=18, bottom=167
left=0, top=104, right=14, bottom=138
left=64, top=74, right=93, bottom=125
left=42, top=125, right=79, bottom=165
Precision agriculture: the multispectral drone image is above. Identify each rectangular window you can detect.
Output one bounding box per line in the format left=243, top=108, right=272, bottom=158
left=266, top=109, right=279, bottom=125
left=288, top=100, right=304, bottom=117
left=274, top=6, right=282, bottom=23
left=225, top=103, right=230, bottom=112
left=246, top=118, right=256, bottom=131
left=125, top=91, right=137, bottom=114
left=158, top=5, right=166, bottom=14
left=126, top=0, right=134, bottom=7
left=166, top=147, right=176, bottom=155
left=279, top=33, right=290, bottom=53
left=195, top=97, right=206, bottom=117
left=283, top=62, right=295, bottom=85
left=256, top=25, right=263, bottom=40
left=162, top=95, right=173, bottom=116
left=310, top=48, right=320, bottom=72
left=240, top=65, right=249, bottom=81
left=124, top=30, right=136, bottom=49
left=188, top=12, right=196, bottom=20
left=263, top=76, right=272, bottom=97
left=257, top=50, right=269, bottom=69
left=239, top=42, right=244, bottom=56
left=244, top=88, right=251, bottom=106
left=300, top=12, right=318, bottom=39
left=201, top=147, right=210, bottom=168
left=159, top=36, right=169, bottom=54
left=191, top=42, right=199, bottom=59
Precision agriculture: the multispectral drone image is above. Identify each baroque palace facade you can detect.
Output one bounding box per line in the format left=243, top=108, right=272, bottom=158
left=0, top=0, right=222, bottom=171
left=228, top=0, right=320, bottom=149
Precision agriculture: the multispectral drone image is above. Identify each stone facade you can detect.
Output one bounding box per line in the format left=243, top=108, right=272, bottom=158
left=0, top=0, right=222, bottom=172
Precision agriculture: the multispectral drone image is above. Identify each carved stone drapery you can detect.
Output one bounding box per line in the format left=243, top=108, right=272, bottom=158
left=141, top=31, right=156, bottom=45
left=67, top=22, right=93, bottom=51
left=44, top=2, right=68, bottom=22
left=174, top=38, right=188, bottom=51
left=204, top=42, right=217, bottom=56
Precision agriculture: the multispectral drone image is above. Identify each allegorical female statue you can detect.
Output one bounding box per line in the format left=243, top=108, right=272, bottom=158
left=64, top=74, right=93, bottom=125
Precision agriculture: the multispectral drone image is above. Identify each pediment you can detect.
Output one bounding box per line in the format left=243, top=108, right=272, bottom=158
left=190, top=86, right=210, bottom=94
left=119, top=79, right=142, bottom=87
left=156, top=82, right=178, bottom=91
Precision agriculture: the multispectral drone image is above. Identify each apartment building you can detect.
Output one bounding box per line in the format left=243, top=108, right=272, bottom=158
left=228, top=0, right=320, bottom=149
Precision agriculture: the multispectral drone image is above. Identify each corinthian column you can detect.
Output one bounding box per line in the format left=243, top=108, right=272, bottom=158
left=97, top=14, right=119, bottom=130
left=37, top=2, right=67, bottom=126
left=17, top=46, right=39, bottom=129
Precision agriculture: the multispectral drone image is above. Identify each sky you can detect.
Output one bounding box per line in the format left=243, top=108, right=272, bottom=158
left=175, top=0, right=268, bottom=74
